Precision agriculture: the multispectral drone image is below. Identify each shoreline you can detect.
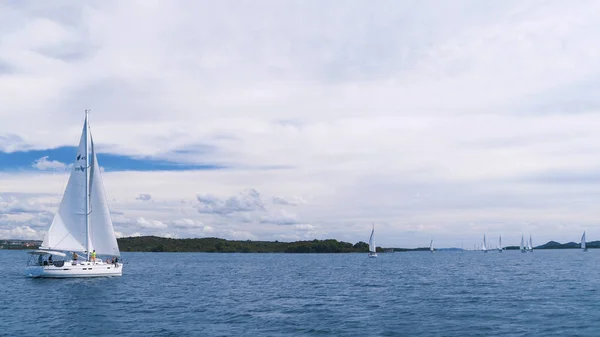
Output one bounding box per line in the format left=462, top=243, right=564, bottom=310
left=0, top=236, right=593, bottom=253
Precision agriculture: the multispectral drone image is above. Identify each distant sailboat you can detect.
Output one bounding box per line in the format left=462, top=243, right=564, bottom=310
left=581, top=231, right=587, bottom=252
left=368, top=223, right=377, bottom=258
left=498, top=235, right=503, bottom=252
left=520, top=234, right=526, bottom=253
left=528, top=234, right=533, bottom=252
left=482, top=234, right=488, bottom=253
left=430, top=240, right=434, bottom=253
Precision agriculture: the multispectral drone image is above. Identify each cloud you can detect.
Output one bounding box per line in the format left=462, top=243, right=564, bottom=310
left=0, top=193, right=54, bottom=215
left=294, top=224, right=314, bottom=231
left=135, top=217, right=168, bottom=229
left=3, top=1, right=600, bottom=246
left=31, top=156, right=70, bottom=171
left=259, top=209, right=298, bottom=225
left=272, top=196, right=306, bottom=206
left=171, top=218, right=200, bottom=228
left=135, top=193, right=152, bottom=201
left=196, top=189, right=265, bottom=215
left=4, top=225, right=38, bottom=240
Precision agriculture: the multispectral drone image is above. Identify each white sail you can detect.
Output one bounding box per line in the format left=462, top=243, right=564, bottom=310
left=528, top=235, right=533, bottom=251
left=520, top=235, right=525, bottom=251
left=430, top=240, right=434, bottom=252
left=89, top=139, right=120, bottom=256
left=41, top=121, right=90, bottom=252
left=40, top=115, right=119, bottom=256
left=482, top=234, right=487, bottom=251
left=498, top=236, right=502, bottom=251
left=368, top=224, right=375, bottom=253
left=581, top=231, right=586, bottom=250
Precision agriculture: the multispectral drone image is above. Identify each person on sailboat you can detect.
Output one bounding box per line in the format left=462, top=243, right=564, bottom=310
left=91, top=250, right=96, bottom=263
left=48, top=255, right=53, bottom=264
left=38, top=255, right=43, bottom=266
left=72, top=252, right=78, bottom=261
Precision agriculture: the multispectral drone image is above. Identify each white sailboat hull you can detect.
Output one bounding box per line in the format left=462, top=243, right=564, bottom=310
left=25, top=260, right=122, bottom=278
left=368, top=253, right=378, bottom=258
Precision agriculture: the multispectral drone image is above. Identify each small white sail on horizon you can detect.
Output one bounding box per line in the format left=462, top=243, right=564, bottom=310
left=25, top=111, right=122, bottom=278
left=528, top=234, right=533, bottom=252
left=368, top=223, right=377, bottom=258
left=581, top=231, right=587, bottom=252
left=520, top=234, right=526, bottom=253
left=482, top=234, right=488, bottom=253
left=498, top=235, right=503, bottom=252
left=430, top=239, right=434, bottom=253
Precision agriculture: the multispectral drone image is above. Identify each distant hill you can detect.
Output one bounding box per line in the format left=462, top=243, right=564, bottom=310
left=535, top=240, right=596, bottom=249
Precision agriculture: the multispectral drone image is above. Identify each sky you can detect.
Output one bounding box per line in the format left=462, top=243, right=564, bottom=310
left=1, top=0, right=600, bottom=248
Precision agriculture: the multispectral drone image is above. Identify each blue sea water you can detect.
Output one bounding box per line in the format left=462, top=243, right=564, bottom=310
left=1, top=249, right=599, bottom=336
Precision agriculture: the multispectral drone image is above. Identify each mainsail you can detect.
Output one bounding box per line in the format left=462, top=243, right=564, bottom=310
left=368, top=224, right=375, bottom=253
left=581, top=231, right=587, bottom=250
left=41, top=120, right=89, bottom=252
left=40, top=114, right=119, bottom=256
left=520, top=235, right=525, bottom=252
left=482, top=234, right=487, bottom=251
left=528, top=235, right=533, bottom=251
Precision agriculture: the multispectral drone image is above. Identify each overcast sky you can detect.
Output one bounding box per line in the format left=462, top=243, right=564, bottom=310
left=1, top=0, right=600, bottom=248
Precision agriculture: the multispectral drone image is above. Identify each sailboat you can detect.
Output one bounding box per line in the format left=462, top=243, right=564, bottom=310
left=368, top=223, right=377, bottom=258
left=581, top=231, right=587, bottom=252
left=482, top=234, right=488, bottom=253
left=430, top=240, right=434, bottom=253
left=498, top=235, right=503, bottom=252
left=25, top=111, right=122, bottom=278
left=520, top=234, right=526, bottom=253
left=528, top=234, right=533, bottom=252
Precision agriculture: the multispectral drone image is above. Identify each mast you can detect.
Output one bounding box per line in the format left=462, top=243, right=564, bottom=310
left=85, top=110, right=91, bottom=261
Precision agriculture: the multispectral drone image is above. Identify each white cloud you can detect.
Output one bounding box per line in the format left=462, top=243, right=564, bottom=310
left=272, top=196, right=306, bottom=206
left=260, top=209, right=298, bottom=225
left=31, top=156, right=70, bottom=171
left=135, top=217, right=168, bottom=229
left=295, top=224, right=314, bottom=231
left=135, top=193, right=152, bottom=201
left=2, top=1, right=600, bottom=246
left=196, top=189, right=265, bottom=215
left=0, top=225, right=39, bottom=240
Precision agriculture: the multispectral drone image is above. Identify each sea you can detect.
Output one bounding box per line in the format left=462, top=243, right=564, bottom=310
left=1, top=249, right=599, bottom=336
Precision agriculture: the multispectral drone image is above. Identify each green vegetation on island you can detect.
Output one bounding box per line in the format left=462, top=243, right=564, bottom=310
left=117, top=236, right=374, bottom=253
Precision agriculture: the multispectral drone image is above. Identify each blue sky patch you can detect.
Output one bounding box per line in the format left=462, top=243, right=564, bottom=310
left=0, top=146, right=226, bottom=172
